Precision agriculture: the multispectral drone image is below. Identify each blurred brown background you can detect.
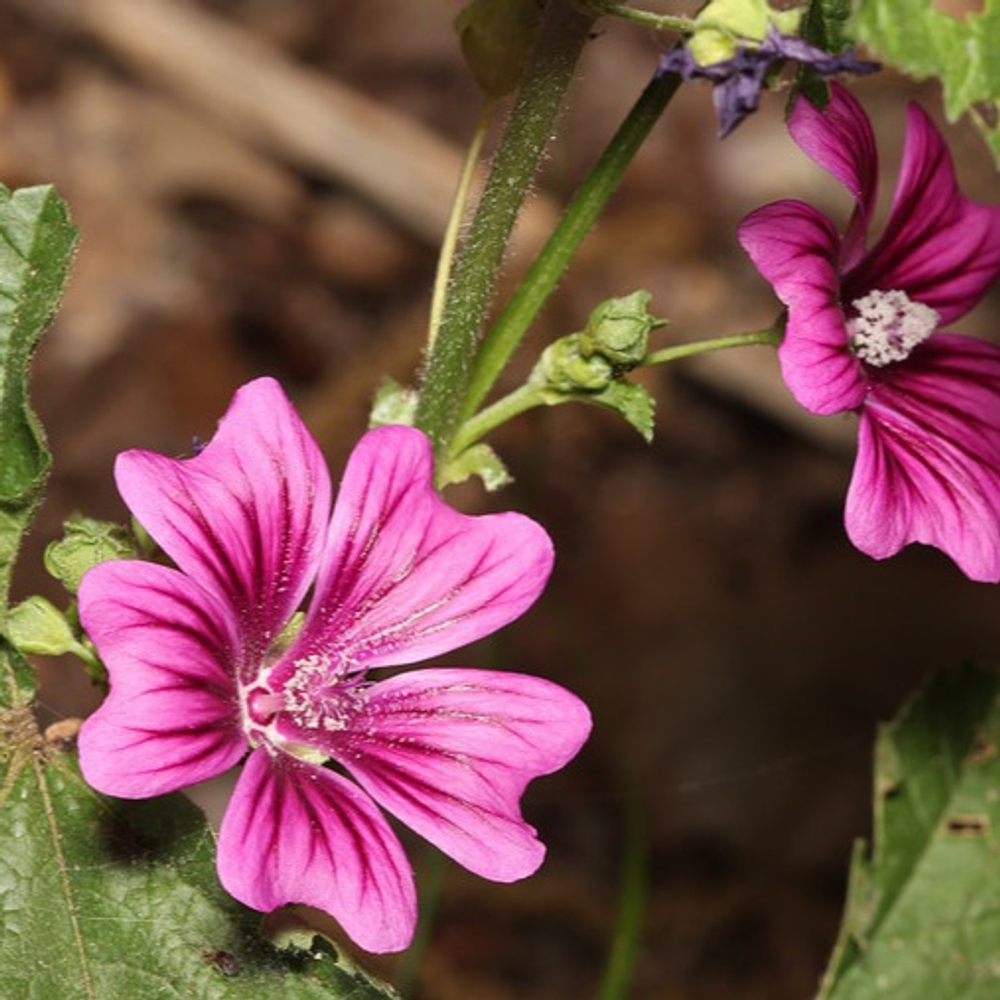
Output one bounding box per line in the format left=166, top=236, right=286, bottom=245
left=3, top=1, right=999, bottom=997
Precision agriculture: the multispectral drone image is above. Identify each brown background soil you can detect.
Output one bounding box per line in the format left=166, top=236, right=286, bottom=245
left=3, top=2, right=999, bottom=997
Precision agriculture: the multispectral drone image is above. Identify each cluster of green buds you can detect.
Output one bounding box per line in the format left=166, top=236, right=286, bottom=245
left=529, top=290, right=664, bottom=441
left=6, top=515, right=140, bottom=683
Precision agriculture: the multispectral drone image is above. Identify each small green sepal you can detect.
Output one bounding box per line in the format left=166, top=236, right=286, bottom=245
left=438, top=442, right=514, bottom=492
left=369, top=378, right=419, bottom=429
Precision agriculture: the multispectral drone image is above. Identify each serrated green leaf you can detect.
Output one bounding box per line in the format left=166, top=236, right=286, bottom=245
left=584, top=381, right=656, bottom=443
left=0, top=636, right=36, bottom=708
left=819, top=662, right=1000, bottom=999
left=0, top=649, right=397, bottom=999
left=853, top=0, right=1000, bottom=166
left=0, top=183, right=77, bottom=613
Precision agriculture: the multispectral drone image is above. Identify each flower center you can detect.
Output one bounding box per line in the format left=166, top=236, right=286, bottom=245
left=847, top=289, right=939, bottom=367
left=281, top=654, right=363, bottom=733
left=244, top=652, right=366, bottom=744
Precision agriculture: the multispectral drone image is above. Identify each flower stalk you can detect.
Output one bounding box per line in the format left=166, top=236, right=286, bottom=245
left=460, top=69, right=682, bottom=425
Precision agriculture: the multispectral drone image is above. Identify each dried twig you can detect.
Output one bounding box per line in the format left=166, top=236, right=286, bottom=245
left=11, top=0, right=557, bottom=248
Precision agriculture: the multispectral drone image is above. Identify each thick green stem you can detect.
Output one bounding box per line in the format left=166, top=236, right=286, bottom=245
left=460, top=70, right=681, bottom=424
left=415, top=0, right=596, bottom=454
left=427, top=104, right=494, bottom=352
left=642, top=328, right=780, bottom=365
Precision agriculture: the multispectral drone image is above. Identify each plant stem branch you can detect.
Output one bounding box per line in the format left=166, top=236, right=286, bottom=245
left=427, top=103, right=494, bottom=352
left=448, top=384, right=545, bottom=459
left=590, top=1, right=696, bottom=33
left=642, top=329, right=780, bottom=366
left=459, top=69, right=681, bottom=424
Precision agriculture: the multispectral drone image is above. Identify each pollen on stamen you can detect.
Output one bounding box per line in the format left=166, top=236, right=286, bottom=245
left=281, top=653, right=361, bottom=734
left=848, top=289, right=939, bottom=367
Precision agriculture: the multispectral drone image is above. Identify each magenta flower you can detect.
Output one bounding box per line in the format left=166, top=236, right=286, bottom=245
left=738, top=84, right=1000, bottom=581
left=77, top=377, right=591, bottom=953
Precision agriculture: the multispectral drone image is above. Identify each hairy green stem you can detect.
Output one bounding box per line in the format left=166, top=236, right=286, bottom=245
left=590, top=1, right=696, bottom=33
left=427, top=104, right=494, bottom=352
left=642, top=328, right=780, bottom=365
left=459, top=70, right=682, bottom=425
left=415, top=0, right=596, bottom=454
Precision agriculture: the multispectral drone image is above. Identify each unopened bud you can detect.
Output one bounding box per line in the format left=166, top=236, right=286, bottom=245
left=533, top=334, right=614, bottom=394
left=582, top=290, right=657, bottom=368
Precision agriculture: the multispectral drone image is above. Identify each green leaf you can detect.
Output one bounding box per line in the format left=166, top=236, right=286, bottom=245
left=0, top=641, right=397, bottom=999
left=438, top=442, right=514, bottom=491
left=853, top=0, right=1000, bottom=166
left=819, top=662, right=1000, bottom=998
left=368, top=378, right=418, bottom=429
left=0, top=183, right=77, bottom=612
left=567, top=381, right=656, bottom=443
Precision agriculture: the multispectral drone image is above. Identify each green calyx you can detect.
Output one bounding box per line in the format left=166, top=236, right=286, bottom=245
left=44, top=514, right=136, bottom=595
left=532, top=290, right=662, bottom=392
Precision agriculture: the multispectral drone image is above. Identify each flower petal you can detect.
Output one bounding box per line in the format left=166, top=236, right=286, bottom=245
left=217, top=748, right=416, bottom=953
left=78, top=561, right=245, bottom=797
left=114, top=378, right=331, bottom=673
left=290, top=426, right=554, bottom=672
left=326, top=668, right=591, bottom=882
left=845, top=334, right=1000, bottom=581
left=789, top=83, right=878, bottom=269
left=738, top=200, right=865, bottom=414
left=848, top=103, right=1000, bottom=325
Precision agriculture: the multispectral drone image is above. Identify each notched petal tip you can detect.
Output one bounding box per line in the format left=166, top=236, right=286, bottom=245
left=333, top=668, right=592, bottom=883
left=218, top=749, right=417, bottom=954
left=77, top=560, right=245, bottom=797
left=845, top=338, right=1000, bottom=583
left=298, top=424, right=555, bottom=671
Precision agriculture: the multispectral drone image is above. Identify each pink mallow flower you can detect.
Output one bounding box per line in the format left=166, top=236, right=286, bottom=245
left=738, top=83, right=1000, bottom=581
left=77, top=377, right=591, bottom=953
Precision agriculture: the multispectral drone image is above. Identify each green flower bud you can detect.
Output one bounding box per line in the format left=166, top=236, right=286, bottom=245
left=689, top=0, right=801, bottom=64
left=581, top=290, right=657, bottom=368
left=45, top=514, right=135, bottom=594
left=7, top=595, right=82, bottom=658
left=532, top=334, right=615, bottom=394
